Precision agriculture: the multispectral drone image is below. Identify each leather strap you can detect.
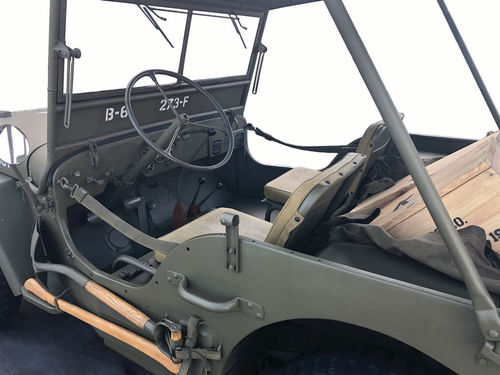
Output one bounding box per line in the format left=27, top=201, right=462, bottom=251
left=246, top=123, right=357, bottom=153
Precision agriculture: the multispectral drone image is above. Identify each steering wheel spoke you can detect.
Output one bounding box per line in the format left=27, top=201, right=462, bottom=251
left=148, top=72, right=181, bottom=120
left=125, top=69, right=235, bottom=171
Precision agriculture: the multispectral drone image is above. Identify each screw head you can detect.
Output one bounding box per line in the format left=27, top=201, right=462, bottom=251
left=488, top=330, right=499, bottom=339
left=229, top=248, right=236, bottom=254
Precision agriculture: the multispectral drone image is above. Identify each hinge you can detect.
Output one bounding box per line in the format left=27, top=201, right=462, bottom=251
left=478, top=340, right=500, bottom=367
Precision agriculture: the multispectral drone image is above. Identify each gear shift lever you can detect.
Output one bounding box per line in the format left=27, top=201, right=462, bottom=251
left=188, top=177, right=206, bottom=219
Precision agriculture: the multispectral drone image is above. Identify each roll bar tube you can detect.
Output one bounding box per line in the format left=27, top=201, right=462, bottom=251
left=323, top=0, right=500, bottom=359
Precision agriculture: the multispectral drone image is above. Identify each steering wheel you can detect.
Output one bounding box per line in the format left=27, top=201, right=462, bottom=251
left=125, top=69, right=234, bottom=171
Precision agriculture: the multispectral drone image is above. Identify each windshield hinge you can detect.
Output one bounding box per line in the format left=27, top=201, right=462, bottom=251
left=252, top=43, right=267, bottom=95
left=86, top=139, right=100, bottom=169
left=54, top=41, right=81, bottom=129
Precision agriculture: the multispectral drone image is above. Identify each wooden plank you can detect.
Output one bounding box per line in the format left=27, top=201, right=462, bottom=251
left=371, top=161, right=491, bottom=230
left=388, top=169, right=500, bottom=253
left=352, top=132, right=497, bottom=213
left=349, top=131, right=500, bottom=253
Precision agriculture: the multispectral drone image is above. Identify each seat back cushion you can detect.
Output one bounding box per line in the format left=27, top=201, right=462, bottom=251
left=265, top=153, right=366, bottom=247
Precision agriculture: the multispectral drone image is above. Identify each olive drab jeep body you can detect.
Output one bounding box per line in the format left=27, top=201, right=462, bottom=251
left=0, top=1, right=499, bottom=374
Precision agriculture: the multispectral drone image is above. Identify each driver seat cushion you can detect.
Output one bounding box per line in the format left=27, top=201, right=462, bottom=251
left=264, top=167, right=320, bottom=203
left=155, top=207, right=273, bottom=262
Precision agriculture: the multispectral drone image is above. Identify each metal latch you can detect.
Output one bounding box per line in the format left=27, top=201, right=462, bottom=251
left=220, top=212, right=239, bottom=272
left=54, top=41, right=81, bottom=128
left=86, top=139, right=100, bottom=169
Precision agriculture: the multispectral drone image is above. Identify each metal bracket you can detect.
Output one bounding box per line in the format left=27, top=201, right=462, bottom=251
left=479, top=340, right=500, bottom=367
left=165, top=270, right=264, bottom=320
left=174, top=344, right=222, bottom=361
left=86, top=139, right=100, bottom=169
left=54, top=41, right=81, bottom=129
left=220, top=212, right=240, bottom=272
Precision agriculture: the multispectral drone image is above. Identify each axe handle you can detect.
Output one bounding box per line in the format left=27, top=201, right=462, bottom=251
left=84, top=280, right=150, bottom=329
left=24, top=278, right=181, bottom=374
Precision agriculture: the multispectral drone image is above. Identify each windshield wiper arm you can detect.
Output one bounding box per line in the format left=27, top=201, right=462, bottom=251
left=137, top=4, right=174, bottom=48
left=229, top=13, right=247, bottom=49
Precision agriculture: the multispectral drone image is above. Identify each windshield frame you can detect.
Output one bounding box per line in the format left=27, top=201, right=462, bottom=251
left=54, top=1, right=266, bottom=104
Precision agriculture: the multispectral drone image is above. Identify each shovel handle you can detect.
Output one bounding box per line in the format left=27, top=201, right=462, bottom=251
left=24, top=278, right=181, bottom=374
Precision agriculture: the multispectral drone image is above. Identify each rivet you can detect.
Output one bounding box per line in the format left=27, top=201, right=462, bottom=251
left=479, top=358, right=488, bottom=366
left=247, top=302, right=252, bottom=308
left=229, top=248, right=236, bottom=254
left=167, top=277, right=172, bottom=283
left=488, top=330, right=499, bottom=339
left=256, top=313, right=263, bottom=319
left=325, top=180, right=331, bottom=185
left=72, top=170, right=81, bottom=177
left=294, top=217, right=300, bottom=222
left=228, top=264, right=235, bottom=270
left=221, top=219, right=226, bottom=225
left=174, top=274, right=179, bottom=279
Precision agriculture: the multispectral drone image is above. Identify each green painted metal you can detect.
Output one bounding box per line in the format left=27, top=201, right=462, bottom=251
left=0, top=0, right=499, bottom=374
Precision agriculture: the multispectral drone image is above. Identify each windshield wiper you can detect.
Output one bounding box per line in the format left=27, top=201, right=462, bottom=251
left=137, top=4, right=174, bottom=48
left=229, top=12, right=247, bottom=49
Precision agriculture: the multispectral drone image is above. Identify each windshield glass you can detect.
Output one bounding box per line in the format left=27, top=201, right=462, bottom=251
left=66, top=0, right=186, bottom=93
left=184, top=11, right=259, bottom=80
left=66, top=1, right=259, bottom=95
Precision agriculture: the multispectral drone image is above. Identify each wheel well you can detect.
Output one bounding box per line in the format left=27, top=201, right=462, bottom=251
left=224, top=319, right=454, bottom=375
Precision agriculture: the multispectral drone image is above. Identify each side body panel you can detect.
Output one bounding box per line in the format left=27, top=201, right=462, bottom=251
left=44, top=141, right=500, bottom=375
left=0, top=174, right=35, bottom=295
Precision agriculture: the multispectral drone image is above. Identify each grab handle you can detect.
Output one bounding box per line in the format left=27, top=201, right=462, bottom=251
left=165, top=270, right=264, bottom=320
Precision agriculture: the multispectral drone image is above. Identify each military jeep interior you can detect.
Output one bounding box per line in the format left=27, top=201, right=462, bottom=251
left=11, top=0, right=490, bottom=304
left=4, top=1, right=500, bottom=374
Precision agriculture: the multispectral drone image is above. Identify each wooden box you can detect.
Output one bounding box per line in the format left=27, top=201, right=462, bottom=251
left=351, top=132, right=500, bottom=253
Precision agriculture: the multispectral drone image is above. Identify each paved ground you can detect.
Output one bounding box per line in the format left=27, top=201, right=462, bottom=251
left=0, top=300, right=151, bottom=375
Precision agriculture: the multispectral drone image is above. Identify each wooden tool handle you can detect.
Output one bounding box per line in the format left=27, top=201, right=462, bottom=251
left=84, top=280, right=150, bottom=329
left=24, top=278, right=181, bottom=374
